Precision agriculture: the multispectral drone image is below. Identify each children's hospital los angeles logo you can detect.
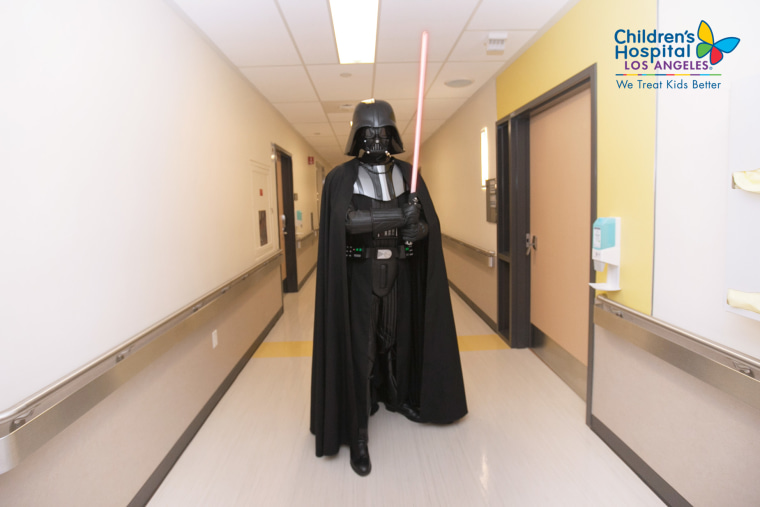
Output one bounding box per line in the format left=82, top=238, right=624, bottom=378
left=614, top=20, right=740, bottom=91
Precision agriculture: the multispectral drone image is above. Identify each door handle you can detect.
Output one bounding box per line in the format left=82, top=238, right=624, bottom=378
left=525, top=233, right=537, bottom=256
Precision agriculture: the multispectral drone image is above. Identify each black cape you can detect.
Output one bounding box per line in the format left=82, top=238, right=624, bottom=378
left=310, top=157, right=468, bottom=457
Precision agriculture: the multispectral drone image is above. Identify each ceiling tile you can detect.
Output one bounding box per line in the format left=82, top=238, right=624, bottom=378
left=303, top=135, right=340, bottom=148
left=426, top=61, right=505, bottom=99
left=376, top=0, right=481, bottom=62
left=326, top=110, right=354, bottom=121
left=240, top=66, right=319, bottom=103
left=176, top=0, right=577, bottom=170
left=382, top=98, right=418, bottom=122
left=276, top=0, right=339, bottom=65
left=292, top=122, right=334, bottom=138
left=307, top=65, right=373, bottom=102
left=272, top=102, right=328, bottom=123
left=330, top=124, right=351, bottom=140
left=468, top=0, right=576, bottom=30
left=448, top=30, right=537, bottom=62
left=396, top=122, right=445, bottom=154
left=174, top=0, right=301, bottom=66
left=423, top=98, right=468, bottom=120
left=374, top=62, right=442, bottom=99
left=400, top=118, right=445, bottom=139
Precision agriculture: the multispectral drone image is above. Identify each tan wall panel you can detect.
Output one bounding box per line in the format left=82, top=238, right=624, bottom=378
left=593, top=325, right=760, bottom=505
left=443, top=244, right=497, bottom=323
left=296, top=234, right=318, bottom=287
left=0, top=265, right=283, bottom=507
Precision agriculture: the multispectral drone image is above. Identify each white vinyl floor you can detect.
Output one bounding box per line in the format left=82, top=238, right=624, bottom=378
left=148, top=274, right=664, bottom=506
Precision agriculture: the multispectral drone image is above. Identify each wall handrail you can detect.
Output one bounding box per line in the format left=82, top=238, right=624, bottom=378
left=295, top=230, right=316, bottom=241
left=441, top=233, right=496, bottom=267
left=296, top=229, right=317, bottom=248
left=595, top=295, right=760, bottom=411
left=0, top=251, right=282, bottom=474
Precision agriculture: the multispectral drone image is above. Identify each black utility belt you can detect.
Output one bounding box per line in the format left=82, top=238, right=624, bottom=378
left=346, top=244, right=413, bottom=260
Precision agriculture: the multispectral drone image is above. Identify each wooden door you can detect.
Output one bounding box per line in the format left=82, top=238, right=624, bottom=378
left=528, top=88, right=592, bottom=366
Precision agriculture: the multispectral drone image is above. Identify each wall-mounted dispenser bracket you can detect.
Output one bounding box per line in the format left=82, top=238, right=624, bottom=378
left=590, top=217, right=621, bottom=291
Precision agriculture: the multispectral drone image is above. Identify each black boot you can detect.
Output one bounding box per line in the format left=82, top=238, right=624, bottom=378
left=386, top=401, right=425, bottom=423
left=350, top=429, right=371, bottom=476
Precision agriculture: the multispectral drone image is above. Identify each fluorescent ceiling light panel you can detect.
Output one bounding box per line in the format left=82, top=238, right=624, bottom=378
left=329, top=0, right=378, bottom=64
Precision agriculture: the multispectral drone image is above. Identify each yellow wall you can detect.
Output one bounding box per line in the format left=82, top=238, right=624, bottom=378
left=496, top=0, right=656, bottom=314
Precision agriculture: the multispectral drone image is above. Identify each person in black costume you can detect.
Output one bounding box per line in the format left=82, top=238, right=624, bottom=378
left=310, top=99, right=467, bottom=477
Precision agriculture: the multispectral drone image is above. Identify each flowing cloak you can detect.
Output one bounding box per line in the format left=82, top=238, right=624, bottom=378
left=310, top=157, right=468, bottom=457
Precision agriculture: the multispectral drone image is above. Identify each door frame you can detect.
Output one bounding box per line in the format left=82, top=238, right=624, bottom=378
left=496, top=65, right=597, bottom=407
left=274, top=145, right=299, bottom=293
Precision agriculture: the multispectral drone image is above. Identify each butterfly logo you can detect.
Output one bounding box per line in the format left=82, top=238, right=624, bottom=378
left=696, top=20, right=740, bottom=65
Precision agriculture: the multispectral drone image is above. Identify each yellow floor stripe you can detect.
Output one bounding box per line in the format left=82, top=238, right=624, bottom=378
left=457, top=334, right=510, bottom=351
left=253, top=334, right=508, bottom=358
left=253, top=341, right=313, bottom=358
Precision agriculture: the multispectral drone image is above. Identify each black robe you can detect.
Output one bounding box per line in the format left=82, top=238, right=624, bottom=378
left=310, top=157, right=468, bottom=457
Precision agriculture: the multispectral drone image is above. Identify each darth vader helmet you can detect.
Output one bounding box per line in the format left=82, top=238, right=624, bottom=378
left=344, top=99, right=404, bottom=157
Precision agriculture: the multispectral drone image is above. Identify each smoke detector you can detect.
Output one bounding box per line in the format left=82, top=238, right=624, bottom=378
left=486, top=32, right=508, bottom=55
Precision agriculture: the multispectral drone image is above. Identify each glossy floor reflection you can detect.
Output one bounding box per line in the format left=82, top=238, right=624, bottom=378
left=148, top=274, right=664, bottom=506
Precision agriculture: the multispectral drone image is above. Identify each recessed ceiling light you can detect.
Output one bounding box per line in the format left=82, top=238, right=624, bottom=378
left=329, top=0, right=379, bottom=64
left=445, top=79, right=473, bottom=88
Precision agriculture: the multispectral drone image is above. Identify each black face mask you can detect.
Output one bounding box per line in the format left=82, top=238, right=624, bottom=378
left=360, top=127, right=391, bottom=162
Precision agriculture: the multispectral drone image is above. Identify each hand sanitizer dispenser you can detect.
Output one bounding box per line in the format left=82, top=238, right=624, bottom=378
left=590, top=217, right=621, bottom=291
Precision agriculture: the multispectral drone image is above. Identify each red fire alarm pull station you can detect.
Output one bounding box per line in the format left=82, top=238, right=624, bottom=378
left=259, top=189, right=263, bottom=196
left=308, top=156, right=314, bottom=165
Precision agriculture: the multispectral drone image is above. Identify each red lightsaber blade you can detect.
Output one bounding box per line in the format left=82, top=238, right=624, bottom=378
left=410, top=31, right=429, bottom=195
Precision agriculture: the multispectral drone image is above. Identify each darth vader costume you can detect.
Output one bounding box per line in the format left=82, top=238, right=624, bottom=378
left=310, top=100, right=467, bottom=476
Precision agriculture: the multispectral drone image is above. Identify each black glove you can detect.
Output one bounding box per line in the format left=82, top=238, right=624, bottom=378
left=401, top=198, right=429, bottom=243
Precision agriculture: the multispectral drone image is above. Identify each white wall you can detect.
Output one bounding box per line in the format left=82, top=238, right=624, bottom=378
left=653, top=0, right=760, bottom=359
left=420, top=79, right=498, bottom=251
left=0, top=0, right=323, bottom=410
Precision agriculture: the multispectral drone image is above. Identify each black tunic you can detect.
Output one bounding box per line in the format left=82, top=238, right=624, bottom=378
left=310, top=157, right=468, bottom=457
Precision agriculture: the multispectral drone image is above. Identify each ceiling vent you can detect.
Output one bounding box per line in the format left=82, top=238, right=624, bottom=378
left=486, top=32, right=508, bottom=55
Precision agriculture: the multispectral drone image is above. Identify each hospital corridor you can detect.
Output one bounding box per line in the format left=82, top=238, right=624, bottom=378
left=2, top=1, right=760, bottom=506
left=146, top=275, right=662, bottom=506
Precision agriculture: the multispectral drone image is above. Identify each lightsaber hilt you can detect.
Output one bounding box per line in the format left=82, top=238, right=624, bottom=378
left=405, top=193, right=420, bottom=246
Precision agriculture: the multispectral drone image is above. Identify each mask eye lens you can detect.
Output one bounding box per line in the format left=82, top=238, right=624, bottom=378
left=361, top=127, right=391, bottom=140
